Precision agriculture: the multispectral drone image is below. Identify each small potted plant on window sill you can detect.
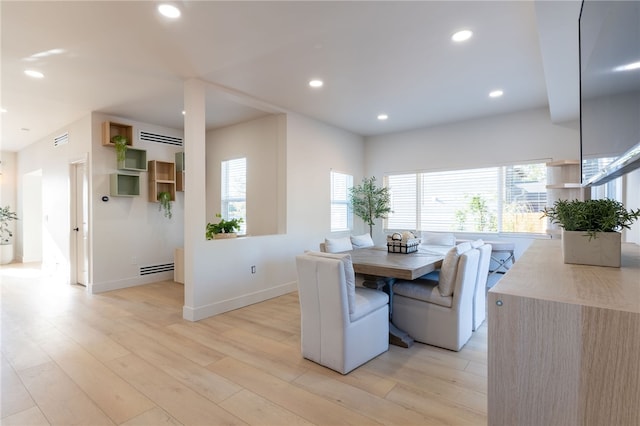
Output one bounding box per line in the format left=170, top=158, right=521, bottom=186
left=111, top=135, right=129, bottom=163
left=542, top=198, right=640, bottom=267
left=158, top=191, right=172, bottom=219
left=206, top=214, right=243, bottom=240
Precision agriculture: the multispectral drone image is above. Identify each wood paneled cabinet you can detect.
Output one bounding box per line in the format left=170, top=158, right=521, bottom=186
left=488, top=240, right=640, bottom=426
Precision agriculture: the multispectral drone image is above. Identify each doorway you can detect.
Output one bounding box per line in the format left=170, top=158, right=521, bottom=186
left=70, top=160, right=89, bottom=286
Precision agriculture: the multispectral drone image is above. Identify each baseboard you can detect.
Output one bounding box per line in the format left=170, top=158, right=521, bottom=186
left=90, top=271, right=174, bottom=294
left=182, top=281, right=298, bottom=321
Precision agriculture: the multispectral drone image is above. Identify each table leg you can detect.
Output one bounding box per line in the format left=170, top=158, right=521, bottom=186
left=364, top=276, right=414, bottom=347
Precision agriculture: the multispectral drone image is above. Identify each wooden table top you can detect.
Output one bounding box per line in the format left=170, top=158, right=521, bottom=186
left=349, top=246, right=444, bottom=280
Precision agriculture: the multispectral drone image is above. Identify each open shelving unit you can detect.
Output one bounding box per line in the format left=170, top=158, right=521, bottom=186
left=148, top=160, right=176, bottom=202
left=117, top=147, right=147, bottom=172
left=102, top=121, right=133, bottom=147
left=176, top=151, right=185, bottom=192
left=110, top=173, right=140, bottom=197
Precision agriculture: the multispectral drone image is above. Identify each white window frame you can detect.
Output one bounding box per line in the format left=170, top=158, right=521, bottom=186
left=384, top=161, right=548, bottom=235
left=221, top=157, right=247, bottom=234
left=330, top=170, right=353, bottom=232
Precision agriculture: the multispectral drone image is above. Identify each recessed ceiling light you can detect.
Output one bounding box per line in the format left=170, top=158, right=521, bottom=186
left=1, top=108, right=7, bottom=113
left=489, top=90, right=504, bottom=98
left=158, top=4, right=181, bottom=18
left=182, top=110, right=186, bottom=115
left=24, top=69, right=44, bottom=78
left=452, top=30, right=473, bottom=42
left=613, top=61, right=640, bottom=72
left=309, top=79, right=323, bottom=88
left=377, top=114, right=389, bottom=121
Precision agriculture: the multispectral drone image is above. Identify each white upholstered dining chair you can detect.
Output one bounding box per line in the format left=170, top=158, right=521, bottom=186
left=295, top=251, right=389, bottom=374
left=391, top=242, right=480, bottom=351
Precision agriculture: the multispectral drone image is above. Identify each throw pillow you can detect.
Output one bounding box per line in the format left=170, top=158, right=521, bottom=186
left=438, top=242, right=472, bottom=297
left=350, top=233, right=374, bottom=248
left=471, top=239, right=484, bottom=249
left=305, top=251, right=356, bottom=314
left=324, top=237, right=353, bottom=253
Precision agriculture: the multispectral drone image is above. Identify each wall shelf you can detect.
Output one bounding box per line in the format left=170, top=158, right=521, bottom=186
left=117, top=147, right=147, bottom=171
left=110, top=173, right=140, bottom=197
left=102, top=121, right=133, bottom=147
left=176, top=152, right=185, bottom=192
left=148, top=160, right=176, bottom=202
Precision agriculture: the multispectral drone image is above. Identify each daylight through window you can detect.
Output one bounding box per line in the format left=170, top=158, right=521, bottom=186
left=330, top=171, right=353, bottom=232
left=221, top=157, right=247, bottom=234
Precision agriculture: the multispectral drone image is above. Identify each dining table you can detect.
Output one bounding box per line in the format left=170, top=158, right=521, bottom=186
left=349, top=246, right=445, bottom=347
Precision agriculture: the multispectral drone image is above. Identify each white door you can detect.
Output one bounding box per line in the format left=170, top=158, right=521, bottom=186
left=72, top=161, right=89, bottom=286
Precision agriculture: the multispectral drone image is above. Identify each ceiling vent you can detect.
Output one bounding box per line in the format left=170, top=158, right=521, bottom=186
left=139, top=130, right=183, bottom=146
left=139, top=262, right=174, bottom=276
left=54, top=132, right=69, bottom=147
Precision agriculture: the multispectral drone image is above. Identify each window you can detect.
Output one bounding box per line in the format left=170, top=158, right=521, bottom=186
left=385, top=162, right=547, bottom=234
left=330, top=171, right=353, bottom=232
left=221, top=157, right=247, bottom=234
left=583, top=156, right=620, bottom=200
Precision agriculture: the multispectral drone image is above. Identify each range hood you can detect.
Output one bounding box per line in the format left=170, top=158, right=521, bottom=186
left=584, top=141, right=640, bottom=186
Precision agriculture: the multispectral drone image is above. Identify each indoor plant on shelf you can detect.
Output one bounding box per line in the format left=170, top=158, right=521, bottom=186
left=111, top=134, right=129, bottom=163
left=542, top=198, right=640, bottom=267
left=0, top=205, right=19, bottom=264
left=158, top=191, right=172, bottom=219
left=206, top=214, right=243, bottom=239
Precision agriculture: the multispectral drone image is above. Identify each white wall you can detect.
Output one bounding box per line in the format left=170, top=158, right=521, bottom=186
left=206, top=114, right=283, bottom=236
left=90, top=113, right=185, bottom=292
left=0, top=151, right=18, bottom=255
left=364, top=107, right=581, bottom=256
left=623, top=168, right=640, bottom=244
left=184, top=110, right=365, bottom=321
left=16, top=116, right=92, bottom=275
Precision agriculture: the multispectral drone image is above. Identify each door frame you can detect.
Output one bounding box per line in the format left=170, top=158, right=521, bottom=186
left=70, top=155, right=92, bottom=287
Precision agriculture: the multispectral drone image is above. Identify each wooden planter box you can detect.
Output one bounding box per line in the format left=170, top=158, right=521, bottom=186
left=562, top=230, right=621, bottom=267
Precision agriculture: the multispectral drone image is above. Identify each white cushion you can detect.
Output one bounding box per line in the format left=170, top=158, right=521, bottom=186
left=305, top=251, right=356, bottom=314
left=421, top=232, right=456, bottom=247
left=324, top=237, right=353, bottom=253
left=350, top=233, right=374, bottom=248
left=438, top=242, right=472, bottom=297
left=393, top=279, right=453, bottom=308
left=470, top=239, right=484, bottom=249
left=350, top=287, right=389, bottom=321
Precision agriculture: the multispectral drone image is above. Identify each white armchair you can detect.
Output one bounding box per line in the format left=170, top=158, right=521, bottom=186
left=295, top=251, right=389, bottom=374
left=472, top=242, right=492, bottom=331
left=391, top=243, right=480, bottom=351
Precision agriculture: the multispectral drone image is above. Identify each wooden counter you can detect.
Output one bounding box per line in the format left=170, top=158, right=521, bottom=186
left=488, top=239, right=639, bottom=426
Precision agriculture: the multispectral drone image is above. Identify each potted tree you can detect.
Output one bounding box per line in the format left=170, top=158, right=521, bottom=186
left=349, top=176, right=392, bottom=237
left=206, top=214, right=243, bottom=239
left=0, top=205, right=19, bottom=264
left=542, top=198, right=640, bottom=267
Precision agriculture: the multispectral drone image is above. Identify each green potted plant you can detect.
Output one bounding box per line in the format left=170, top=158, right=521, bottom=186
left=542, top=198, right=640, bottom=267
left=206, top=213, right=243, bottom=239
left=349, top=176, right=392, bottom=237
left=0, top=205, right=19, bottom=264
left=111, top=134, right=129, bottom=163
left=158, top=191, right=172, bottom=219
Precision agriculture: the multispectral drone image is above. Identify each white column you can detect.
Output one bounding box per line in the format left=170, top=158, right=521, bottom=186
left=183, top=79, right=206, bottom=319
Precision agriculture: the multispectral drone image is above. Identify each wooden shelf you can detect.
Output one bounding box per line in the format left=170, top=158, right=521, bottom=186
left=175, top=152, right=185, bottom=192
left=102, top=121, right=133, bottom=147
left=148, top=160, right=176, bottom=202
left=546, top=183, right=582, bottom=189
left=546, top=159, right=580, bottom=167
left=110, top=173, right=140, bottom=197
left=117, top=147, right=147, bottom=171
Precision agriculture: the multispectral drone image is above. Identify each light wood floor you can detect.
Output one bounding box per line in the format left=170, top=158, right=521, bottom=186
left=1, top=263, right=487, bottom=426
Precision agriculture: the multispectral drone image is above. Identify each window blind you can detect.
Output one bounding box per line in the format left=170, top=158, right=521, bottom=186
left=330, top=171, right=353, bottom=231
left=221, top=157, right=247, bottom=234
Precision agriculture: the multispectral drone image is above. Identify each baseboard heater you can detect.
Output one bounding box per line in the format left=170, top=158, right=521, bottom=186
left=139, top=263, right=174, bottom=276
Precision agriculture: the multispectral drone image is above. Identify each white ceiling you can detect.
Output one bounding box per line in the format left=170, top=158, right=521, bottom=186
left=0, top=0, right=582, bottom=153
